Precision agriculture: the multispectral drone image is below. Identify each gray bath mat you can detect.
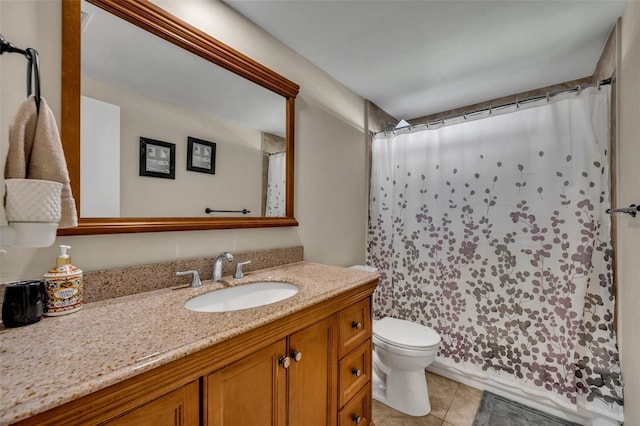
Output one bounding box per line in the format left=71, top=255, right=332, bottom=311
left=472, top=391, right=581, bottom=426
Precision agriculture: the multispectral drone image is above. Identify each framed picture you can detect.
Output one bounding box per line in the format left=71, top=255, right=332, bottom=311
left=139, top=137, right=175, bottom=179
left=187, top=137, right=216, bottom=174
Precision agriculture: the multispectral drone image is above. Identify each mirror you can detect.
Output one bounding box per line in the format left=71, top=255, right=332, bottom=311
left=59, top=0, right=299, bottom=235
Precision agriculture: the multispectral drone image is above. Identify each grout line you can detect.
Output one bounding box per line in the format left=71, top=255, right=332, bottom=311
left=442, top=382, right=460, bottom=423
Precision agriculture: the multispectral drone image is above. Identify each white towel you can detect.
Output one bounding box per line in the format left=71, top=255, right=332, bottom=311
left=5, top=96, right=78, bottom=227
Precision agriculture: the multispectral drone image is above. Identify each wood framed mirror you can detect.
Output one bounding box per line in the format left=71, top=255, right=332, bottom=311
left=59, top=0, right=299, bottom=236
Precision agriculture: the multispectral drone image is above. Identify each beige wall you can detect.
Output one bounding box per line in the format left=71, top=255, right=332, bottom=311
left=617, top=1, right=640, bottom=424
left=0, top=0, right=368, bottom=281
left=82, top=77, right=263, bottom=218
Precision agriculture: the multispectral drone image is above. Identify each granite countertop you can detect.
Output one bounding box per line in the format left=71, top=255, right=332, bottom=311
left=0, top=262, right=379, bottom=425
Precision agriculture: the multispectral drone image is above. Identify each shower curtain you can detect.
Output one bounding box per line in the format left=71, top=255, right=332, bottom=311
left=266, top=152, right=286, bottom=217
left=367, top=86, right=623, bottom=420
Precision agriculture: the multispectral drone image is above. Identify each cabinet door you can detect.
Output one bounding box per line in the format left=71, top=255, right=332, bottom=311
left=288, top=315, right=338, bottom=426
left=207, top=339, right=287, bottom=426
left=103, top=380, right=199, bottom=426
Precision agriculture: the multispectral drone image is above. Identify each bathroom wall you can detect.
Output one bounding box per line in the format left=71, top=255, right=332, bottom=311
left=0, top=0, right=368, bottom=281
left=82, top=77, right=263, bottom=218
left=617, top=1, right=640, bottom=424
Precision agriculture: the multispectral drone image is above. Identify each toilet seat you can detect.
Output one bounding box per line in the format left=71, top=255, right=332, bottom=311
left=374, top=317, right=441, bottom=350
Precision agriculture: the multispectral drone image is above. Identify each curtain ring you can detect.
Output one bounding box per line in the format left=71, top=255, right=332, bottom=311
left=426, top=120, right=430, bottom=129
left=516, top=99, right=520, bottom=108
left=597, top=80, right=602, bottom=90
left=488, top=105, right=492, bottom=115
left=441, top=118, right=445, bottom=126
left=546, top=92, right=550, bottom=102
left=463, top=112, right=467, bottom=120
left=576, top=85, right=582, bottom=95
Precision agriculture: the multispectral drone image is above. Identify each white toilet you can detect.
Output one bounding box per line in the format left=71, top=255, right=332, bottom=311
left=372, top=317, right=441, bottom=416
left=348, top=265, right=441, bottom=416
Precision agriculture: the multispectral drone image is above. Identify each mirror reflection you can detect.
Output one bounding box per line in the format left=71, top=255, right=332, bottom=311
left=80, top=1, right=286, bottom=218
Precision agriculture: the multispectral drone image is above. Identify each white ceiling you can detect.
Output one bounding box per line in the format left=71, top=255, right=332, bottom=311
left=224, top=0, right=626, bottom=120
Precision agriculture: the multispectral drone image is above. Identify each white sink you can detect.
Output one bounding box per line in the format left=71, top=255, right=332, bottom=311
left=184, top=281, right=298, bottom=312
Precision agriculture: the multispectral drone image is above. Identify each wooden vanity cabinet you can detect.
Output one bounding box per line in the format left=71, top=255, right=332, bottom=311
left=102, top=380, right=200, bottom=426
left=288, top=315, right=338, bottom=426
left=206, top=315, right=338, bottom=426
left=13, top=280, right=377, bottom=426
left=337, top=297, right=373, bottom=426
left=206, top=340, right=288, bottom=426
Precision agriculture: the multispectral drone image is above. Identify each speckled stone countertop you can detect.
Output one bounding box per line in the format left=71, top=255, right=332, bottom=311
left=0, top=262, right=378, bottom=425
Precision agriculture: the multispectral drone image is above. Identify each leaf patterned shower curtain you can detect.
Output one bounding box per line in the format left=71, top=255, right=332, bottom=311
left=367, top=86, right=623, bottom=420
left=266, top=152, right=286, bottom=217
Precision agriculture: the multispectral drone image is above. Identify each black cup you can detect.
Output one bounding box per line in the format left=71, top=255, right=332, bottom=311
left=2, top=280, right=44, bottom=328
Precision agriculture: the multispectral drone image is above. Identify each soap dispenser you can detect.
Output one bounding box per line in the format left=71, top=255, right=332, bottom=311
left=43, top=245, right=83, bottom=316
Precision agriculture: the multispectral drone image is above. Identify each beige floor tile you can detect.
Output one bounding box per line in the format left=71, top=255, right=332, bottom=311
left=441, top=422, right=457, bottom=426
left=373, top=400, right=444, bottom=426
left=443, top=384, right=482, bottom=426
left=425, top=372, right=459, bottom=420
left=373, top=399, right=397, bottom=423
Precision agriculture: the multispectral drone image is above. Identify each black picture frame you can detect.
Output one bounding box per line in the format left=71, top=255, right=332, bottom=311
left=187, top=137, right=216, bottom=174
left=139, top=137, right=176, bottom=179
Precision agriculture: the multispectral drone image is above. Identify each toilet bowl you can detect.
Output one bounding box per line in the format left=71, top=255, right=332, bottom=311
left=372, top=317, right=441, bottom=416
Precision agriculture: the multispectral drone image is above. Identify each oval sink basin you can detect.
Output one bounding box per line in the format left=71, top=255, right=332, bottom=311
left=184, top=281, right=298, bottom=312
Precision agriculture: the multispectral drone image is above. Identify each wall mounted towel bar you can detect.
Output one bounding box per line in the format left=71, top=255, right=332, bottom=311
left=205, top=208, right=251, bottom=215
left=606, top=204, right=640, bottom=217
left=0, top=34, right=41, bottom=112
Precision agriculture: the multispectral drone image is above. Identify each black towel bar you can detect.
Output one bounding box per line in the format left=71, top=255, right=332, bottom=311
left=205, top=208, right=251, bottom=215
left=606, top=204, right=640, bottom=217
left=0, top=34, right=41, bottom=112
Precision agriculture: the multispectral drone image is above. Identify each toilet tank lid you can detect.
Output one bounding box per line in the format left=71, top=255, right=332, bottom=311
left=349, top=265, right=378, bottom=272
left=374, top=317, right=441, bottom=348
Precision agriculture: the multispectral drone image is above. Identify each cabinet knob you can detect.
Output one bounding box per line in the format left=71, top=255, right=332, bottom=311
left=291, top=350, right=303, bottom=362
left=351, top=368, right=362, bottom=377
left=351, top=321, right=362, bottom=330
left=351, top=414, right=363, bottom=424
left=278, top=356, right=291, bottom=369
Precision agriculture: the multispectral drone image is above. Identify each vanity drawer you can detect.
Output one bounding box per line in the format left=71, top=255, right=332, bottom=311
left=338, top=297, right=371, bottom=357
left=338, top=384, right=370, bottom=426
left=339, top=339, right=371, bottom=407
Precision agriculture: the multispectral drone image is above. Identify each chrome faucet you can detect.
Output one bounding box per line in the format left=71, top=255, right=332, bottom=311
left=213, top=252, right=234, bottom=282
left=176, top=270, right=202, bottom=288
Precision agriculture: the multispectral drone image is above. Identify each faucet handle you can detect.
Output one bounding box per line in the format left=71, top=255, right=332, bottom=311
left=176, top=270, right=202, bottom=288
left=234, top=260, right=252, bottom=279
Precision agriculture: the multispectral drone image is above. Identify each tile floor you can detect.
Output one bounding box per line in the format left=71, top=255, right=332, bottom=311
left=373, top=372, right=483, bottom=426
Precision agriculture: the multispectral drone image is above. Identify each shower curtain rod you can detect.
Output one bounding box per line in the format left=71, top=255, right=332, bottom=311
left=375, top=77, right=613, bottom=136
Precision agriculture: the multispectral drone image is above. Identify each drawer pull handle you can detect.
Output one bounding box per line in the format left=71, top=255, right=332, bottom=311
left=351, top=368, right=362, bottom=377
left=291, top=350, right=303, bottom=362
left=278, top=356, right=291, bottom=369
left=351, top=414, right=363, bottom=424
left=351, top=321, right=362, bottom=330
